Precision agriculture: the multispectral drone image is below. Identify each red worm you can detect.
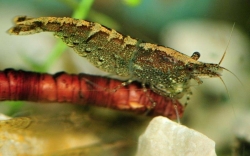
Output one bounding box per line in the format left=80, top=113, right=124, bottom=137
left=0, top=69, right=184, bottom=119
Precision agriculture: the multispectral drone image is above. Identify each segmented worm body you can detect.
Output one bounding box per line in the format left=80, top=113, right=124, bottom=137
left=0, top=69, right=183, bottom=119
left=8, top=16, right=224, bottom=99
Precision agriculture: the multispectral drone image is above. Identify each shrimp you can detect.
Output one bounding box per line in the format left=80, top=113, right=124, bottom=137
left=8, top=16, right=227, bottom=100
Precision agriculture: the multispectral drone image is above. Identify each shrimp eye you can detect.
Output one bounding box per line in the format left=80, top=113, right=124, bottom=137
left=191, top=51, right=200, bottom=60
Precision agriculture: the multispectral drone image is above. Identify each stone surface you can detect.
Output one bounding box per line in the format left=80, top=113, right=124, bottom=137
left=136, top=116, right=216, bottom=156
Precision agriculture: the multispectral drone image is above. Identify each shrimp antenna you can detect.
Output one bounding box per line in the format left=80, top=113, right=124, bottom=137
left=218, top=76, right=230, bottom=98
left=218, top=23, right=235, bottom=65
left=219, top=74, right=237, bottom=118
left=218, top=23, right=244, bottom=87
left=221, top=67, right=244, bottom=87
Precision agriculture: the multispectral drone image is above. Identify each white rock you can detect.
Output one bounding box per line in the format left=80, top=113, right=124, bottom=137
left=136, top=116, right=216, bottom=156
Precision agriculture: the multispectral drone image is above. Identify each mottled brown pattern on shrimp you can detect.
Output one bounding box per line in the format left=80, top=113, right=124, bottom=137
left=8, top=16, right=224, bottom=99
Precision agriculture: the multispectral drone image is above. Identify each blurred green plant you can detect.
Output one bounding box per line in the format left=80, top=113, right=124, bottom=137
left=27, top=0, right=95, bottom=72
left=123, top=0, right=141, bottom=7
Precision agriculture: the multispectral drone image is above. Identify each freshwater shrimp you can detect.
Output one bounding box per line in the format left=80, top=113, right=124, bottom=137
left=8, top=16, right=230, bottom=102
